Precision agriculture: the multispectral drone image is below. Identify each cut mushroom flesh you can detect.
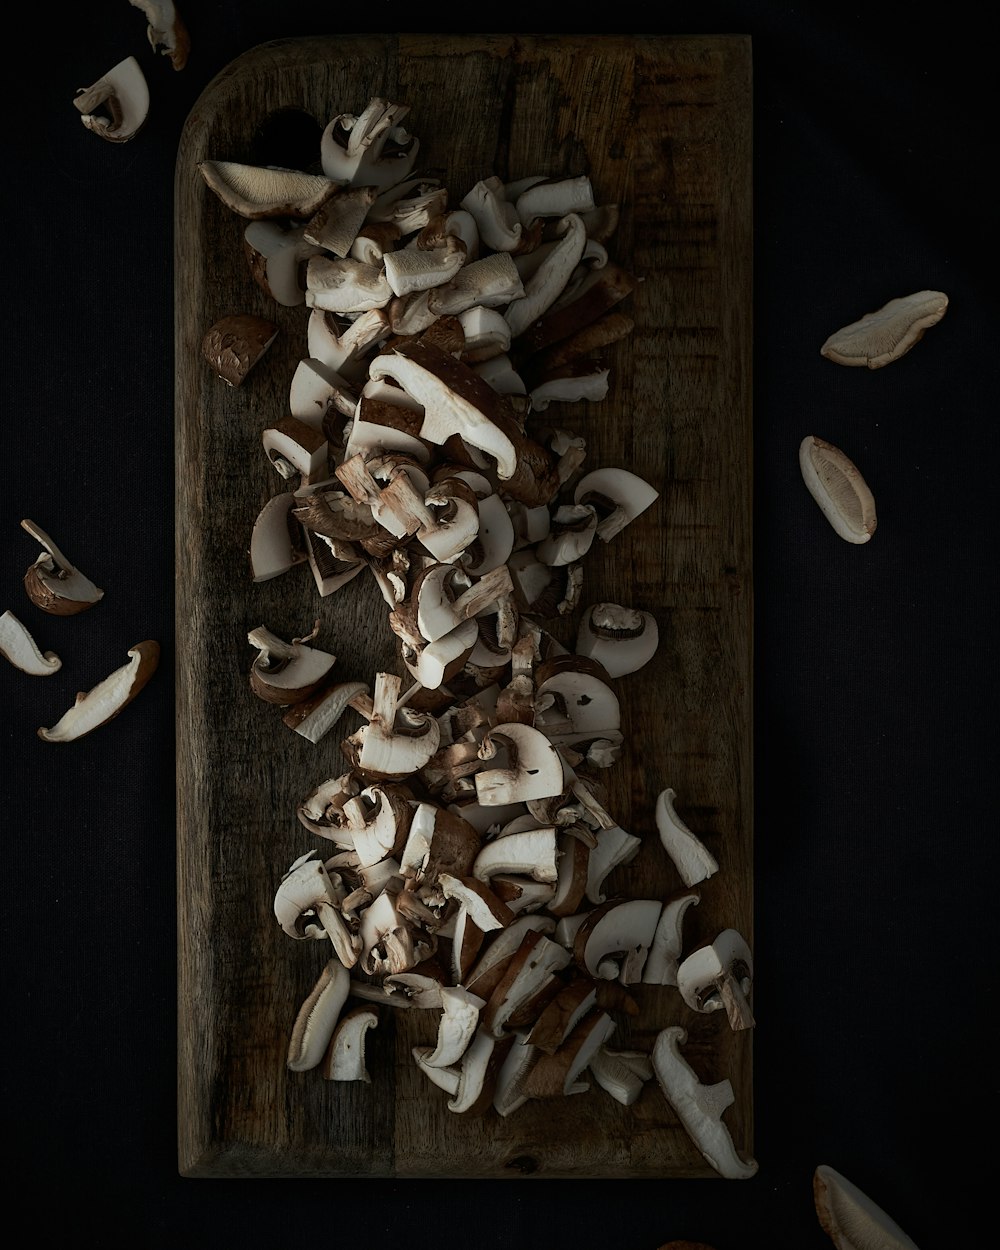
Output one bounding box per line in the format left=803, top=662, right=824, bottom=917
left=37, top=641, right=159, bottom=742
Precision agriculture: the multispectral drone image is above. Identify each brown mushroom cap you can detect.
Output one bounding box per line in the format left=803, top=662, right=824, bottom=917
left=202, top=313, right=279, bottom=387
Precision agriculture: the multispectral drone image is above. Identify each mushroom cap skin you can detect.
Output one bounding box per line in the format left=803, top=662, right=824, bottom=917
left=202, top=313, right=278, bottom=387
left=74, top=55, right=149, bottom=143
left=0, top=610, right=61, bottom=676
left=21, top=519, right=104, bottom=616
left=37, top=641, right=160, bottom=743
left=247, top=627, right=337, bottom=705
left=129, top=0, right=190, bottom=70
left=819, top=289, right=948, bottom=369
left=813, top=1164, right=921, bottom=1250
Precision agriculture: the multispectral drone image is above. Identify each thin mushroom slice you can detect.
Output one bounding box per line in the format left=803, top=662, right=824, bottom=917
left=74, top=55, right=149, bottom=143
left=287, top=959, right=351, bottom=1072
left=198, top=160, right=340, bottom=220
left=655, top=788, right=719, bottom=887
left=128, top=0, right=190, bottom=70
left=820, top=290, right=948, bottom=369
left=0, top=610, right=61, bottom=676
left=37, top=641, right=160, bottom=742
left=651, top=1026, right=758, bottom=1180
left=321, top=1005, right=379, bottom=1082
left=21, top=519, right=104, bottom=615
left=799, top=435, right=877, bottom=544
left=813, top=1163, right=921, bottom=1250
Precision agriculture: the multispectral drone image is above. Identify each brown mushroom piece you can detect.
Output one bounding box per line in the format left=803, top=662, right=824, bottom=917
left=813, top=1163, right=921, bottom=1250
left=520, top=1008, right=616, bottom=1099
left=676, top=929, right=755, bottom=1031
left=820, top=289, right=948, bottom=369
left=0, top=610, right=61, bottom=676
left=651, top=1026, right=758, bottom=1179
left=128, top=0, right=190, bottom=70
left=273, top=851, right=361, bottom=968
left=21, top=519, right=104, bottom=615
left=37, top=641, right=159, bottom=743
left=202, top=313, right=278, bottom=387
left=282, top=679, right=369, bottom=745
left=74, top=55, right=149, bottom=143
left=247, top=623, right=337, bottom=705
left=420, top=985, right=487, bottom=1068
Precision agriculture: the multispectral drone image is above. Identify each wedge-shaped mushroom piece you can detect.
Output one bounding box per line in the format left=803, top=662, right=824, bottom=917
left=399, top=801, right=481, bottom=886
left=655, top=788, right=719, bottom=887
left=474, top=723, right=565, bottom=806
left=573, top=897, right=663, bottom=983
left=129, top=1, right=190, bottom=70
left=321, top=1005, right=379, bottom=1081
left=74, top=55, right=149, bottom=142
left=202, top=313, right=278, bottom=386
left=813, top=1163, right=921, bottom=1250
left=273, top=851, right=360, bottom=969
left=282, top=679, right=369, bottom=745
left=429, top=253, right=526, bottom=318
left=524, top=978, right=597, bottom=1054
left=643, top=889, right=701, bottom=985
left=320, top=98, right=419, bottom=189
left=384, top=238, right=466, bottom=298
left=652, top=1026, right=757, bottom=1179
left=586, top=823, right=642, bottom=905
left=462, top=914, right=557, bottom=1001
left=535, top=503, right=598, bottom=567
left=21, top=519, right=103, bottom=615
left=521, top=1008, right=616, bottom=1099
left=289, top=358, right=357, bottom=428
left=799, top=435, right=877, bottom=544
left=529, top=364, right=610, bottom=411
left=421, top=985, right=487, bottom=1068
left=576, top=603, right=658, bottom=678
left=514, top=176, right=595, bottom=227
left=340, top=782, right=414, bottom=867
left=287, top=959, right=351, bottom=1072
left=261, top=416, right=328, bottom=482
left=0, top=610, right=61, bottom=676
left=447, top=1026, right=513, bottom=1114
left=305, top=256, right=393, bottom=314
left=37, top=641, right=159, bottom=742
left=348, top=671, right=441, bottom=781
left=302, top=184, right=378, bottom=257
left=481, top=929, right=572, bottom=1037
left=677, top=929, right=754, bottom=1031
left=573, top=466, right=660, bottom=542
left=472, top=827, right=559, bottom=884
left=492, top=1030, right=541, bottom=1116
left=820, top=290, right=948, bottom=369
left=244, top=220, right=322, bottom=307
left=247, top=624, right=336, bottom=705
left=198, top=160, right=339, bottom=220
left=504, top=213, right=587, bottom=339
left=589, top=1046, right=652, bottom=1106
left=439, top=874, right=515, bottom=933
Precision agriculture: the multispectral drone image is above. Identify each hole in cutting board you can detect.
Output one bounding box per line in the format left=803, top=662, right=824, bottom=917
left=250, top=108, right=324, bottom=173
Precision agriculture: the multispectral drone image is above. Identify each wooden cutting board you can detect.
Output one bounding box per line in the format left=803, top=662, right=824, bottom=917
left=175, top=33, right=753, bottom=1179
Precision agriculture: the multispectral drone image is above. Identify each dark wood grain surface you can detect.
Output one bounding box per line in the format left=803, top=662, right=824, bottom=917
left=175, top=33, right=752, bottom=1178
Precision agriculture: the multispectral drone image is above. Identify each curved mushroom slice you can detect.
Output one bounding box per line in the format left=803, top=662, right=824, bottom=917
left=21, top=519, right=104, bottom=615
left=439, top=874, right=515, bottom=933
left=283, top=679, right=369, bottom=745
left=520, top=1008, right=616, bottom=1098
left=287, top=959, right=351, bottom=1072
left=427, top=253, right=526, bottom=318
left=651, top=1026, right=758, bottom=1180
left=320, top=98, right=419, bottom=189
left=524, top=977, right=598, bottom=1054
left=676, top=929, right=755, bottom=1031
left=573, top=466, right=660, bottom=542
left=492, top=1030, right=541, bottom=1116
left=308, top=307, right=390, bottom=378
left=642, top=888, right=701, bottom=985
left=655, top=787, right=719, bottom=887
left=589, top=1046, right=652, bottom=1106
left=576, top=603, right=659, bottom=678
left=535, top=504, right=598, bottom=567
left=262, top=416, right=328, bottom=482
left=447, top=1026, right=513, bottom=1114
left=572, top=897, right=663, bottom=983
left=37, top=640, right=159, bottom=742
left=512, top=261, right=638, bottom=359
left=421, top=985, right=487, bottom=1068
left=460, top=178, right=523, bottom=252
left=305, top=256, right=393, bottom=314
left=481, top=929, right=572, bottom=1037
left=472, top=827, right=559, bottom=884
left=273, top=852, right=360, bottom=970
left=820, top=289, right=948, bottom=369
left=813, top=1163, right=921, bottom=1250
left=199, top=160, right=340, bottom=220
left=321, top=1005, right=379, bottom=1081
left=244, top=220, right=322, bottom=307
left=0, top=610, right=61, bottom=676
left=799, top=435, right=877, bottom=544
left=474, top=723, right=565, bottom=806
left=514, top=175, right=595, bottom=227
left=74, top=55, right=149, bottom=142
left=340, top=783, right=413, bottom=867
left=289, top=358, right=357, bottom=429
left=202, top=313, right=278, bottom=387
left=529, top=364, right=610, bottom=411
left=129, top=1, right=190, bottom=70
left=504, top=213, right=587, bottom=339
left=247, top=624, right=337, bottom=705
left=462, top=914, right=556, bottom=1001
left=348, top=671, right=442, bottom=780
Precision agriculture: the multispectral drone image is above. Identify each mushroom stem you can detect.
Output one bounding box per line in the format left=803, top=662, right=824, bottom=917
left=717, top=969, right=755, bottom=1031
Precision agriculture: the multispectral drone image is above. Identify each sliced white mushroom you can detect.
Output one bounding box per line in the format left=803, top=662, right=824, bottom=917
left=288, top=358, right=357, bottom=428
left=307, top=307, right=389, bottom=377
left=320, top=97, right=419, bottom=189
left=348, top=671, right=441, bottom=779
left=421, top=985, right=487, bottom=1068
left=504, top=213, right=587, bottom=339
left=799, top=435, right=877, bottom=544
left=305, top=256, right=393, bottom=314
left=524, top=978, right=598, bottom=1054
left=535, top=504, right=598, bottom=566
left=655, top=788, right=719, bottom=887
left=384, top=238, right=466, bottom=298
left=813, top=1163, right=922, bottom=1250
left=37, top=641, right=159, bottom=742
left=282, top=679, right=369, bottom=744
left=642, top=889, right=701, bottom=985
left=261, top=417, right=328, bottom=481
left=492, top=1031, right=540, bottom=1116
left=460, top=178, right=523, bottom=252
left=529, top=365, right=610, bottom=411
left=573, top=897, right=663, bottom=982
left=0, top=610, right=61, bottom=676
left=21, top=519, right=104, bottom=615
left=321, top=1005, right=379, bottom=1081
left=651, top=1025, right=758, bottom=1179
left=427, top=252, right=526, bottom=317
left=244, top=220, right=322, bottom=307
left=287, top=959, right=351, bottom=1072
left=676, top=929, right=755, bottom=1031
left=820, top=290, right=948, bottom=369
left=576, top=603, right=658, bottom=678
left=413, top=1046, right=462, bottom=1095
left=589, top=1046, right=651, bottom=1106
left=247, top=624, right=337, bottom=705
left=573, top=466, right=660, bottom=541
left=128, top=0, right=190, bottom=70
left=74, top=55, right=149, bottom=143
left=438, top=874, right=515, bottom=933
left=302, top=184, right=378, bottom=257
left=481, top=930, right=572, bottom=1037
left=474, top=723, right=565, bottom=805
left=581, top=824, right=639, bottom=906
left=462, top=914, right=556, bottom=1001
left=472, top=827, right=559, bottom=884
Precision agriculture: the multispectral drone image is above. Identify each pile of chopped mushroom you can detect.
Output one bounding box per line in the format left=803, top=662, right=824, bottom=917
left=200, top=97, right=756, bottom=1176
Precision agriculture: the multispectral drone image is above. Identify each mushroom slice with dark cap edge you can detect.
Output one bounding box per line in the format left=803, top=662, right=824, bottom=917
left=21, top=519, right=104, bottom=615
left=37, top=641, right=159, bottom=742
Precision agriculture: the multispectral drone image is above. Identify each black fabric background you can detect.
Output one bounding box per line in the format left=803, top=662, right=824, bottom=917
left=3, top=4, right=994, bottom=1245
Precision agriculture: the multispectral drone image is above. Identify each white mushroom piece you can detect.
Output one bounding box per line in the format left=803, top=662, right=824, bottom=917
left=198, top=161, right=340, bottom=221
left=249, top=492, right=307, bottom=584
left=572, top=897, right=663, bottom=984
left=320, top=98, right=420, bottom=190
left=799, top=435, right=877, bottom=544
left=655, top=787, right=719, bottom=887
left=474, top=723, right=565, bottom=806
left=244, top=220, right=324, bottom=307
left=820, top=289, right=948, bottom=369
left=0, top=611, right=61, bottom=676
left=273, top=850, right=361, bottom=970
left=281, top=679, right=369, bottom=745
left=588, top=1047, right=653, bottom=1106
left=37, top=641, right=160, bottom=743
left=287, top=959, right=351, bottom=1072
left=676, top=929, right=755, bottom=1031
left=651, top=1025, right=758, bottom=1179
left=321, top=1005, right=379, bottom=1082
left=573, top=466, right=660, bottom=542
left=576, top=603, right=659, bottom=678
left=201, top=313, right=278, bottom=387
left=21, top=519, right=103, bottom=615
left=74, top=55, right=149, bottom=143
left=246, top=624, right=337, bottom=705
left=345, top=671, right=441, bottom=781
left=813, top=1163, right=922, bottom=1250
left=128, top=0, right=190, bottom=70
left=642, top=888, right=700, bottom=986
